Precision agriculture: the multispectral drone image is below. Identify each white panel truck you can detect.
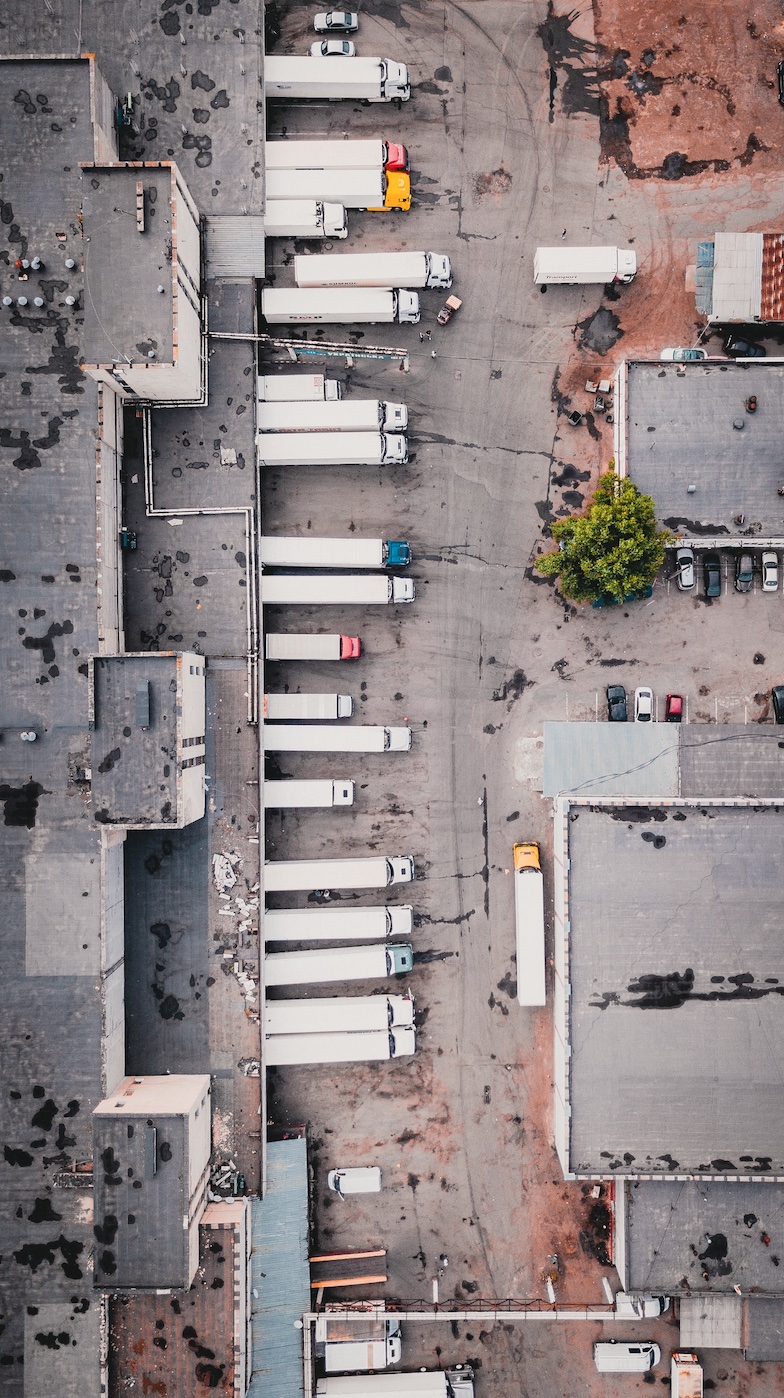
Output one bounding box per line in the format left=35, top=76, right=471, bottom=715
left=265, top=633, right=361, bottom=661
left=264, top=855, right=414, bottom=892
left=257, top=432, right=408, bottom=467
left=316, top=1308, right=402, bottom=1372
left=257, top=400, right=408, bottom=433
left=257, top=373, right=342, bottom=402
left=264, top=993, right=415, bottom=1033
left=264, top=1025, right=415, bottom=1065
left=513, top=842, right=546, bottom=1007
left=264, top=905, right=414, bottom=940
left=294, top=250, right=452, bottom=290
left=264, top=57, right=411, bottom=103
left=317, top=1370, right=474, bottom=1398
left=263, top=693, right=353, bottom=719
left=263, top=200, right=348, bottom=239
left=264, top=139, right=408, bottom=171
left=263, top=779, right=355, bottom=808
left=261, top=537, right=411, bottom=568
left=263, top=725, right=412, bottom=752
left=261, top=575, right=415, bottom=605
left=533, top=246, right=637, bottom=285
left=264, top=943, right=415, bottom=985
left=265, top=168, right=411, bottom=212
left=671, top=1355, right=703, bottom=1398
left=261, top=287, right=420, bottom=325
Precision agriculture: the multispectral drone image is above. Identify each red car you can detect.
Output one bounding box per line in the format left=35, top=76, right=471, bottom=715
left=665, top=694, right=683, bottom=722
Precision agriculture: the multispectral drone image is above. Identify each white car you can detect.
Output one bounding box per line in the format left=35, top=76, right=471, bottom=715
left=762, top=550, right=779, bottom=592
left=309, top=38, right=356, bottom=54
left=313, top=10, right=359, bottom=32
left=614, top=1292, right=671, bottom=1319
left=675, top=545, right=695, bottom=590
left=634, top=686, right=654, bottom=722
left=659, top=347, right=707, bottom=361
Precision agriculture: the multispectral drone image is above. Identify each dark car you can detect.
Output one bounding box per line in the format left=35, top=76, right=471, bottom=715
left=735, top=552, right=754, bottom=592
left=665, top=693, right=683, bottom=723
left=778, top=58, right=784, bottom=105
left=773, top=686, right=784, bottom=723
left=703, top=552, right=722, bottom=598
left=724, top=336, right=766, bottom=358
left=606, top=684, right=628, bottom=722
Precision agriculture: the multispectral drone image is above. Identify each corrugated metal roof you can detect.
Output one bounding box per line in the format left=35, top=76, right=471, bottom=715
left=680, top=1294, right=742, bottom=1348
left=206, top=216, right=266, bottom=278
left=694, top=239, right=714, bottom=316
left=760, top=232, right=784, bottom=320
left=542, top=722, right=679, bottom=798
left=709, top=230, right=763, bottom=322
left=743, top=1296, right=784, bottom=1359
left=247, top=1137, right=310, bottom=1398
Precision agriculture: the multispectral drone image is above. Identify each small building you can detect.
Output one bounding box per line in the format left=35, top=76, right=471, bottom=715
left=92, top=1075, right=212, bottom=1291
left=82, top=162, right=204, bottom=402
left=91, top=652, right=206, bottom=828
left=696, top=231, right=784, bottom=324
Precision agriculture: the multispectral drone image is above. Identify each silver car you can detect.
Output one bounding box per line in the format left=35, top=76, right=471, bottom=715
left=762, top=551, right=779, bottom=592
left=309, top=38, right=356, bottom=54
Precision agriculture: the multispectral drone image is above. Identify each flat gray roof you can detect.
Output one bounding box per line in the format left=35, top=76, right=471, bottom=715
left=82, top=165, right=175, bottom=366
left=623, top=1179, right=784, bottom=1295
left=566, top=801, right=784, bottom=1177
left=92, top=654, right=181, bottom=826
left=626, top=361, right=784, bottom=539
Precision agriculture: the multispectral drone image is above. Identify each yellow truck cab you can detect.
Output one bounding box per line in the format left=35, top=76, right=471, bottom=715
left=371, top=171, right=411, bottom=211
left=513, top=842, right=541, bottom=873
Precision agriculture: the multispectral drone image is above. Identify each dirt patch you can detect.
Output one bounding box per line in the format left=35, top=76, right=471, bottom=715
left=473, top=168, right=513, bottom=200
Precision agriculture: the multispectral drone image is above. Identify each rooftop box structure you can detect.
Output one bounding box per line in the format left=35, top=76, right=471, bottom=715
left=91, top=653, right=206, bottom=828
left=81, top=162, right=203, bottom=402
left=696, top=231, right=784, bottom=323
left=92, top=1075, right=212, bottom=1291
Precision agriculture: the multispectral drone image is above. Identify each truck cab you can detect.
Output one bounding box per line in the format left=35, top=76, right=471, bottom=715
left=384, top=141, right=408, bottom=170
left=382, top=171, right=411, bottom=210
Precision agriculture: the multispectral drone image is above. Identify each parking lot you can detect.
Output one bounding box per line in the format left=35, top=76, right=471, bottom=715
left=263, top=1, right=784, bottom=1392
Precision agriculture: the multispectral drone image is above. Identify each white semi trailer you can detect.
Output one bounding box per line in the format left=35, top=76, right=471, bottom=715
left=533, top=246, right=637, bottom=285
left=263, top=855, right=414, bottom=892
left=316, top=1311, right=403, bottom=1373
left=263, top=780, right=355, bottom=808
left=264, top=1026, right=415, bottom=1065
left=257, top=432, right=408, bottom=467
left=317, top=1371, right=474, bottom=1398
left=264, top=944, right=415, bottom=985
left=263, top=200, right=348, bottom=239
left=257, top=373, right=342, bottom=402
left=260, top=537, right=411, bottom=568
left=261, top=575, right=415, bottom=605
left=263, top=725, right=412, bottom=752
left=294, top=250, right=452, bottom=290
left=513, top=842, right=546, bottom=1007
left=264, top=993, right=415, bottom=1033
left=264, top=139, right=408, bottom=171
left=264, top=57, right=411, bottom=103
left=264, top=905, right=414, bottom=940
left=265, top=633, right=361, bottom=661
left=263, top=693, right=353, bottom=719
left=262, top=287, right=420, bottom=326
left=257, top=399, right=408, bottom=434
left=264, top=168, right=410, bottom=212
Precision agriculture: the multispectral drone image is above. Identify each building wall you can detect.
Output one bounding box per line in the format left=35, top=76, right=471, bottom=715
left=101, top=830, right=126, bottom=1094
left=88, top=56, right=119, bottom=163
left=96, top=385, right=123, bottom=654
left=552, top=798, right=571, bottom=1178
left=178, top=653, right=206, bottom=825
left=119, top=292, right=202, bottom=401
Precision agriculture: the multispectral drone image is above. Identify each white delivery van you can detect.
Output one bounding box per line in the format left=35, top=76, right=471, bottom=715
left=327, top=1166, right=382, bottom=1195
left=593, top=1343, right=661, bottom=1373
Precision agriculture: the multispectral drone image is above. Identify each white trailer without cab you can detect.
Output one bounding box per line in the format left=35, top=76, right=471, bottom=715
left=264, top=855, right=414, bottom=892
left=264, top=993, right=415, bottom=1034
left=257, top=399, right=408, bottom=434
left=263, top=724, right=412, bottom=752
left=264, top=56, right=410, bottom=103
left=264, top=943, right=414, bottom=985
left=257, top=373, right=342, bottom=402
left=294, top=250, right=452, bottom=290
left=257, top=431, right=408, bottom=467
left=261, top=287, right=420, bottom=325
left=317, top=1371, right=474, bottom=1398
left=263, top=693, right=353, bottom=720
left=261, top=575, right=415, bottom=606
left=263, top=779, right=354, bottom=808
left=263, top=199, right=348, bottom=239
left=264, top=905, right=414, bottom=941
left=264, top=1026, right=415, bottom=1065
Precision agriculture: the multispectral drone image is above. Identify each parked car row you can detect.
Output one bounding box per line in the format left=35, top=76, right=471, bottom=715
left=674, top=546, right=780, bottom=594
left=606, top=686, right=682, bottom=723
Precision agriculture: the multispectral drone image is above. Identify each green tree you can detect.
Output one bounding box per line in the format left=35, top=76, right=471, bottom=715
left=535, top=472, right=670, bottom=604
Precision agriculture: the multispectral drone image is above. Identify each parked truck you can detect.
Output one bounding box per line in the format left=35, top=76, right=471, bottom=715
left=257, top=431, right=408, bottom=467
left=265, top=168, right=410, bottom=212
left=265, top=633, right=361, bottom=661
left=316, top=1309, right=403, bottom=1372
left=264, top=993, right=415, bottom=1034
left=317, top=1371, right=474, bottom=1398
left=263, top=724, right=412, bottom=752
left=264, top=1025, right=415, bottom=1065
left=263, top=693, right=353, bottom=719
left=261, top=537, right=411, bottom=569
left=261, top=575, right=415, bottom=605
left=294, top=250, right=452, bottom=290
left=261, top=287, right=420, bottom=325
left=671, top=1355, right=703, bottom=1398
left=263, top=779, right=355, bottom=808
left=263, top=855, right=414, bottom=892
left=257, top=399, right=408, bottom=433
left=263, top=199, right=349, bottom=239
left=265, top=138, right=408, bottom=171
left=264, top=905, right=414, bottom=940
left=264, top=944, right=415, bottom=985
left=264, top=56, right=411, bottom=103
left=513, top=842, right=546, bottom=1007
left=533, top=246, right=637, bottom=285
left=257, top=373, right=342, bottom=402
